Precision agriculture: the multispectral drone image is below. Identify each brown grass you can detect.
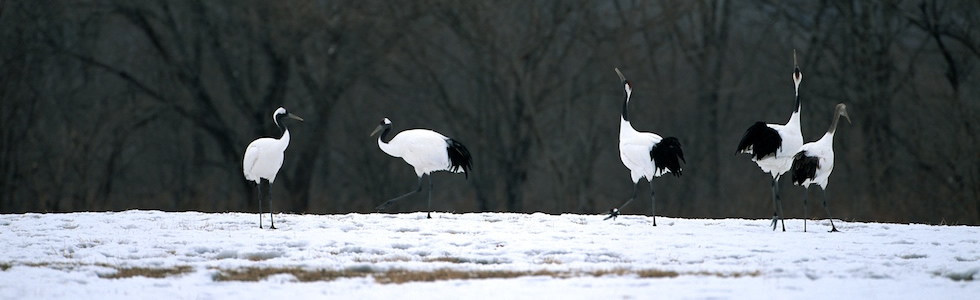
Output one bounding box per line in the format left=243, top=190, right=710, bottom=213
left=2, top=261, right=761, bottom=283
left=98, top=265, right=194, bottom=279
left=212, top=266, right=373, bottom=282
left=0, top=262, right=195, bottom=279
left=210, top=266, right=760, bottom=283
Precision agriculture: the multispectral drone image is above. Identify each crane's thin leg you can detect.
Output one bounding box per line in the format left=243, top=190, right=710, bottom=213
left=822, top=189, right=838, bottom=232
left=776, top=177, right=786, bottom=232
left=770, top=177, right=778, bottom=230
left=426, top=175, right=433, bottom=219
left=268, top=180, right=276, bottom=230
left=605, top=182, right=639, bottom=221
left=802, top=187, right=809, bottom=232
left=770, top=176, right=786, bottom=232
left=649, top=180, right=657, bottom=227
left=377, top=176, right=424, bottom=211
left=257, top=182, right=263, bottom=229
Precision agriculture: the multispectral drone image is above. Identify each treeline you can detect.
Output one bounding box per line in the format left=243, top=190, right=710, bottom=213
left=1, top=0, right=978, bottom=224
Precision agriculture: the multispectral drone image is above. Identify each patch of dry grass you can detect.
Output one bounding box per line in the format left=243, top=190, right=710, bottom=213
left=377, top=269, right=552, bottom=284
left=212, top=266, right=375, bottom=282
left=1, top=261, right=195, bottom=279
left=3, top=260, right=761, bottom=283
left=210, top=266, right=761, bottom=283
left=98, top=265, right=194, bottom=279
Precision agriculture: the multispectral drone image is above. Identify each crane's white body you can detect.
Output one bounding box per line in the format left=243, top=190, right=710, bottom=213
left=378, top=129, right=461, bottom=177
left=241, top=107, right=302, bottom=229
left=754, top=113, right=803, bottom=178
left=243, top=130, right=290, bottom=184
left=795, top=133, right=835, bottom=188
left=372, top=118, right=472, bottom=219
left=620, top=120, right=669, bottom=182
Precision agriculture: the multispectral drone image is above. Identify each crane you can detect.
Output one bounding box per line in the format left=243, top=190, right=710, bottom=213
left=791, top=103, right=850, bottom=232
left=371, top=118, right=472, bottom=219
left=736, top=51, right=804, bottom=231
left=243, top=107, right=303, bottom=229
left=605, top=68, right=685, bottom=226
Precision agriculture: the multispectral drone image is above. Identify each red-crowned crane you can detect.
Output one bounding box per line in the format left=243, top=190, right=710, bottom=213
left=371, top=118, right=472, bottom=219
left=736, top=51, right=804, bottom=231
left=243, top=107, right=303, bottom=229
left=791, top=103, right=850, bottom=232
left=604, top=68, right=685, bottom=226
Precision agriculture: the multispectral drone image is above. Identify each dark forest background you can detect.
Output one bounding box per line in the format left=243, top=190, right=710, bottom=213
left=2, top=0, right=978, bottom=224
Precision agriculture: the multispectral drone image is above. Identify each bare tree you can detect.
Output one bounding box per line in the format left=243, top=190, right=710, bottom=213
left=2, top=0, right=977, bottom=224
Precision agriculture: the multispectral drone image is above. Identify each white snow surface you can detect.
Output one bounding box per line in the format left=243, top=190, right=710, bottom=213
left=1, top=211, right=978, bottom=299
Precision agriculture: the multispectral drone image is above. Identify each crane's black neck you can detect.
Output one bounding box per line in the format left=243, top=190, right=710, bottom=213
left=793, top=67, right=802, bottom=114
left=378, top=125, right=393, bottom=143
left=622, top=88, right=630, bottom=122
left=275, top=113, right=289, bottom=134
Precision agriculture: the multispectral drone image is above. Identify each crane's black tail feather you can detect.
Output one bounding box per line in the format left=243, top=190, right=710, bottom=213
left=737, top=122, right=781, bottom=160
left=651, top=137, right=685, bottom=177
left=790, top=151, right=819, bottom=186
left=446, top=138, right=473, bottom=179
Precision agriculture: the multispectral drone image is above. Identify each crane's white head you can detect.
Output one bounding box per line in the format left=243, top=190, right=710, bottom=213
left=272, top=107, right=304, bottom=128
left=274, top=107, right=288, bottom=118
left=614, top=68, right=632, bottom=99
left=371, top=118, right=392, bottom=136
left=793, top=50, right=803, bottom=93
left=836, top=103, right=851, bottom=124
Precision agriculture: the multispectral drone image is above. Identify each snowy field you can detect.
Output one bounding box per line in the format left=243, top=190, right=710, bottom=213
left=1, top=210, right=977, bottom=299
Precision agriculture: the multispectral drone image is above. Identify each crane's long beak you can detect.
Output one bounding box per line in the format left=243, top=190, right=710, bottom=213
left=843, top=112, right=852, bottom=124
left=287, top=113, right=304, bottom=122
left=370, top=125, right=384, bottom=137
left=793, top=50, right=802, bottom=77
left=614, top=68, right=626, bottom=82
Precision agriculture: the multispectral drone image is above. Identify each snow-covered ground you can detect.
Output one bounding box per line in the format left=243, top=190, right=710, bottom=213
left=1, top=210, right=977, bottom=299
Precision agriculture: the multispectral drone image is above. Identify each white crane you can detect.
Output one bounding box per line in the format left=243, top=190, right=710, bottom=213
left=736, top=51, right=804, bottom=231
left=371, top=118, right=472, bottom=219
left=604, top=68, right=685, bottom=226
left=243, top=107, right=303, bottom=229
left=791, top=103, right=850, bottom=232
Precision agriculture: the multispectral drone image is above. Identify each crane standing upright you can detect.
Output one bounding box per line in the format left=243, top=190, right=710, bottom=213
left=792, top=103, right=851, bottom=232
left=243, top=107, right=303, bottom=229
left=736, top=51, right=804, bottom=231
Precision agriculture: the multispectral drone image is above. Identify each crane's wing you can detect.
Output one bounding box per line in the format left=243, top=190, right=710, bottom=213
left=651, top=136, right=685, bottom=176
left=243, top=143, right=262, bottom=181
left=737, top=122, right=781, bottom=160
left=790, top=150, right=819, bottom=185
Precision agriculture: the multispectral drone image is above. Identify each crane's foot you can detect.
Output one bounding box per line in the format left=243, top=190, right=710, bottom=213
left=427, top=212, right=432, bottom=219
left=269, top=225, right=277, bottom=230
left=770, top=216, right=778, bottom=231
left=604, top=208, right=620, bottom=221
left=829, top=227, right=838, bottom=233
